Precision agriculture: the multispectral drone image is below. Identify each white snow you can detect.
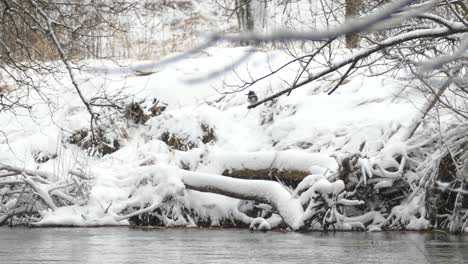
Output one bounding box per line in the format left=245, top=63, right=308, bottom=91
left=0, top=43, right=461, bottom=230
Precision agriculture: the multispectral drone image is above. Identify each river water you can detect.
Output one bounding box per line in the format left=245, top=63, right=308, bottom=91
left=0, top=227, right=467, bottom=263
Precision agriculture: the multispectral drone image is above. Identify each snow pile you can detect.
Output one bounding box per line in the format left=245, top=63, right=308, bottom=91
left=0, top=47, right=465, bottom=232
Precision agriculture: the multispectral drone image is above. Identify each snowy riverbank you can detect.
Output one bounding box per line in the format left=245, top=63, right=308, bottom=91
left=1, top=47, right=466, bottom=232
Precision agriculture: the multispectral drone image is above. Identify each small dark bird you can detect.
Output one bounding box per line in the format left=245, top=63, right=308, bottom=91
left=246, top=91, right=258, bottom=105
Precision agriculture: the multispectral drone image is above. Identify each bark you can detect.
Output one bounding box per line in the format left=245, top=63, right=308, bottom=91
left=236, top=0, right=255, bottom=32
left=345, top=0, right=362, bottom=48
left=450, top=180, right=465, bottom=233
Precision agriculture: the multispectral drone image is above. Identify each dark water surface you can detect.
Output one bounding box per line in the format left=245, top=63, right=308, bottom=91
left=0, top=227, right=467, bottom=263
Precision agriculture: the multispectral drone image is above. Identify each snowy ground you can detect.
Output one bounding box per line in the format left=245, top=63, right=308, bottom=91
left=0, top=47, right=460, bottom=230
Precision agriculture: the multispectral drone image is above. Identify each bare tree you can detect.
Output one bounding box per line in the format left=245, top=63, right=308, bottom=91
left=0, top=0, right=136, bottom=143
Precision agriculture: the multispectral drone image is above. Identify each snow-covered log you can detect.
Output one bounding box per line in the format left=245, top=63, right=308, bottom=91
left=110, top=165, right=364, bottom=231
left=181, top=170, right=305, bottom=229
left=0, top=164, right=91, bottom=226
left=23, top=176, right=58, bottom=211
left=0, top=164, right=55, bottom=180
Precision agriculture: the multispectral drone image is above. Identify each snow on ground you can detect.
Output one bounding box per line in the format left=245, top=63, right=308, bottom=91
left=0, top=46, right=447, bottom=227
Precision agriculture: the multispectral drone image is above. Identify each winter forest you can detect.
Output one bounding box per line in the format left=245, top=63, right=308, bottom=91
left=0, top=0, right=467, bottom=246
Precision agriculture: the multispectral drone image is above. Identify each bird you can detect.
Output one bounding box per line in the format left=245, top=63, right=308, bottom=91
left=246, top=91, right=258, bottom=105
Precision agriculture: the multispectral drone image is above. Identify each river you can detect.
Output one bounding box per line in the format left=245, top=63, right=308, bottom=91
left=0, top=227, right=466, bottom=263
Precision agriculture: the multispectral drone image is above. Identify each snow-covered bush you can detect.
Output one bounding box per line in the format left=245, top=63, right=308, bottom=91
left=145, top=110, right=217, bottom=151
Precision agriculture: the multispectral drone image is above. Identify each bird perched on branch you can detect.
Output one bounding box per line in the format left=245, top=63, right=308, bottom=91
left=246, top=91, right=258, bottom=105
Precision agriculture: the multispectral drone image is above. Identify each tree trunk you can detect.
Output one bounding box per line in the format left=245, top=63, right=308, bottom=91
left=345, top=0, right=362, bottom=48
left=235, top=0, right=267, bottom=45
left=235, top=0, right=254, bottom=32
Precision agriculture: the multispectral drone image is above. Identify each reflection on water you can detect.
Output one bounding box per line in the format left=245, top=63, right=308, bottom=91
left=0, top=227, right=467, bottom=264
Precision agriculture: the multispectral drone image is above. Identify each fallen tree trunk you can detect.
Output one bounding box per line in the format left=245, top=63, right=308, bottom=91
left=109, top=165, right=363, bottom=230
left=221, top=168, right=309, bottom=187
left=180, top=170, right=305, bottom=230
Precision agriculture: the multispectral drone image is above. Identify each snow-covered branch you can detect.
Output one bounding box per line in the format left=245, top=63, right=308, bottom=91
left=247, top=23, right=468, bottom=108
